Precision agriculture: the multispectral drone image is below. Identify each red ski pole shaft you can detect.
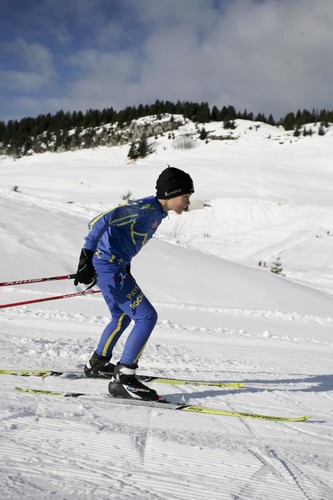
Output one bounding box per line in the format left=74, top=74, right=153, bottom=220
left=0, top=289, right=101, bottom=309
left=0, top=274, right=76, bottom=287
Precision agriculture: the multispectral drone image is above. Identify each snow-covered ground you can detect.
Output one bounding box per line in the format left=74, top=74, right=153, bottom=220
left=0, top=120, right=333, bottom=499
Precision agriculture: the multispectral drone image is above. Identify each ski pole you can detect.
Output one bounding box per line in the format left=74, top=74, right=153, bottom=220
left=0, top=274, right=76, bottom=287
left=0, top=289, right=101, bottom=309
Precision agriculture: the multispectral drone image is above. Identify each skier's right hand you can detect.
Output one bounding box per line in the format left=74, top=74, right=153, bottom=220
left=74, top=248, right=96, bottom=286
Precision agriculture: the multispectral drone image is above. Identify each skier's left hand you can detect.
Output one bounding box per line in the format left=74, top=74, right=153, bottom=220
left=74, top=248, right=96, bottom=285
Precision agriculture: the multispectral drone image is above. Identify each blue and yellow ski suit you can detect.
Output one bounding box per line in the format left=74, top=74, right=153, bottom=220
left=83, top=196, right=166, bottom=366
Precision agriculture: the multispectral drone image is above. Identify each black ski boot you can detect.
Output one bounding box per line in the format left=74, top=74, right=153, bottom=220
left=108, top=363, right=160, bottom=401
left=84, top=351, right=115, bottom=378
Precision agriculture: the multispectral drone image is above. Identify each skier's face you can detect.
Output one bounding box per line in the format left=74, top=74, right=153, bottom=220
left=168, top=194, right=191, bottom=214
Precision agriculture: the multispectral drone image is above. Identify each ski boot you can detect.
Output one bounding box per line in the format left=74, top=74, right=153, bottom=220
left=84, top=351, right=115, bottom=378
left=108, top=363, right=160, bottom=401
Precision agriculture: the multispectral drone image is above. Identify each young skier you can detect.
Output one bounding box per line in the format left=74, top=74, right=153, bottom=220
left=74, top=166, right=194, bottom=401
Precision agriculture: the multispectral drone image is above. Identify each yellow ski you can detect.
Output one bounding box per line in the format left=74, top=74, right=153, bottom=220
left=15, top=387, right=311, bottom=422
left=0, top=368, right=244, bottom=388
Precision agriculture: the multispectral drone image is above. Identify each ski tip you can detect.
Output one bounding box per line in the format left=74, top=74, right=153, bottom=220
left=294, top=415, right=312, bottom=422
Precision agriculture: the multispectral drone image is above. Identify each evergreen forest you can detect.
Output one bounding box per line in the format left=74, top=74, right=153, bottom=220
left=1, top=100, right=332, bottom=158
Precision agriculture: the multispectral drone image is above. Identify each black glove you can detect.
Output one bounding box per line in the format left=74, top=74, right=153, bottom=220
left=74, top=249, right=96, bottom=286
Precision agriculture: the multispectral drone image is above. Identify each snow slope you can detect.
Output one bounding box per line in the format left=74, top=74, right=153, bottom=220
left=0, top=120, right=333, bottom=499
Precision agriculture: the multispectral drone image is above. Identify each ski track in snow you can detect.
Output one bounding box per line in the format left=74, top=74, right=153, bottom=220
left=1, top=303, right=333, bottom=500
left=1, top=392, right=332, bottom=500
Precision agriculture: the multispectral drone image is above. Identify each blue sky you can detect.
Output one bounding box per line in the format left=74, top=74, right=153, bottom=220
left=1, top=0, right=333, bottom=122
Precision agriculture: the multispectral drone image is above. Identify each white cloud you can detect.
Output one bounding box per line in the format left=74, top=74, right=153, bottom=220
left=62, top=0, right=333, bottom=118
left=2, top=0, right=333, bottom=120
left=0, top=38, right=56, bottom=93
left=2, top=38, right=54, bottom=72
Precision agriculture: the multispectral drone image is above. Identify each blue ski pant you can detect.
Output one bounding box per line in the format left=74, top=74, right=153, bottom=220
left=93, top=260, right=158, bottom=366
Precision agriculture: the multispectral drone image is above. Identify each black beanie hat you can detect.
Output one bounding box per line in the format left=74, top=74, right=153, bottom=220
left=156, top=166, right=194, bottom=199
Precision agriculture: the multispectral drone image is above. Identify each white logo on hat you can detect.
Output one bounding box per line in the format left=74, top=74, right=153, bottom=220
left=165, top=188, right=182, bottom=196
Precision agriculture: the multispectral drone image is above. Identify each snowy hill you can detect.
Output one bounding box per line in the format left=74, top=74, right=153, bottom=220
left=0, top=118, right=333, bottom=499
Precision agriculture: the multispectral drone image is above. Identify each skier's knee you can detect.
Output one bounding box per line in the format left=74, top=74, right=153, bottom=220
left=133, top=304, right=158, bottom=328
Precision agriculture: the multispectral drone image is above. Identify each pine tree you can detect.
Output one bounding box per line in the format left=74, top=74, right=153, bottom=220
left=0, top=120, right=6, bottom=141
left=137, top=135, right=148, bottom=157
left=196, top=102, right=210, bottom=123
left=211, top=105, right=220, bottom=121
left=224, top=120, right=236, bottom=130
left=267, top=114, right=275, bottom=126
left=121, top=190, right=134, bottom=203
left=270, top=256, right=283, bottom=275
left=282, top=112, right=295, bottom=130
left=318, top=124, right=326, bottom=136
left=127, top=135, right=149, bottom=159
left=199, top=127, right=208, bottom=140
left=221, top=105, right=237, bottom=121
left=128, top=142, right=140, bottom=159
